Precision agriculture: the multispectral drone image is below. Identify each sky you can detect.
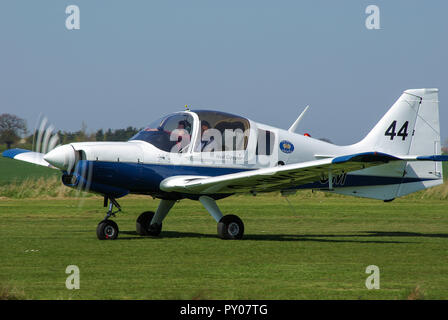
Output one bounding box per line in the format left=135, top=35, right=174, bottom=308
left=0, top=0, right=447, bottom=145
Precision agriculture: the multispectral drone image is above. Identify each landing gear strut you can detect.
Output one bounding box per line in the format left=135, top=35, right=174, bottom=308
left=199, top=196, right=244, bottom=240
left=96, top=196, right=121, bottom=240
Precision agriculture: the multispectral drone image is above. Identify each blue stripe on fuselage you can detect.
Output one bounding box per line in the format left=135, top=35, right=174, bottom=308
left=75, top=160, right=252, bottom=195
left=71, top=160, right=438, bottom=197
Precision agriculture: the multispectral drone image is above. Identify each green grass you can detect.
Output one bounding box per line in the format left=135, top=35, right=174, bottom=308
left=0, top=157, right=59, bottom=186
left=444, top=160, right=448, bottom=180
left=1, top=195, right=448, bottom=300
left=1, top=152, right=448, bottom=299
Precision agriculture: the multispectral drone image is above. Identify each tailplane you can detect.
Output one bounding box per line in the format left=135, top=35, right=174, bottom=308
left=334, top=88, right=444, bottom=200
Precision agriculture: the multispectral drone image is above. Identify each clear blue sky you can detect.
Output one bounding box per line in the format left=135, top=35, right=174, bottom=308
left=0, top=0, right=447, bottom=145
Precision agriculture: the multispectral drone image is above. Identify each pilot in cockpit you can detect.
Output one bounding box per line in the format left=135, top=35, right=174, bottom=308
left=171, top=120, right=192, bottom=153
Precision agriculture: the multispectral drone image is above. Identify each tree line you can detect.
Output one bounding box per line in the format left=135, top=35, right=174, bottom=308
left=54, top=126, right=140, bottom=145
left=0, top=113, right=140, bottom=150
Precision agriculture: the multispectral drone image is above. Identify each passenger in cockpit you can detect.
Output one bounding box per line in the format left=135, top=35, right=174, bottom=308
left=199, top=120, right=214, bottom=151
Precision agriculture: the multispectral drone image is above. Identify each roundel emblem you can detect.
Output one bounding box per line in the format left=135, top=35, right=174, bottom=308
left=279, top=140, right=294, bottom=154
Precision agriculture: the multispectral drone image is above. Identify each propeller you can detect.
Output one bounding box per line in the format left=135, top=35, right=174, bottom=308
left=33, top=114, right=60, bottom=155
left=32, top=115, right=94, bottom=207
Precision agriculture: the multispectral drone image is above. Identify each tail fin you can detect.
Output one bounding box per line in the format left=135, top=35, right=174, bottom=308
left=335, top=89, right=443, bottom=200
left=360, top=88, right=440, bottom=156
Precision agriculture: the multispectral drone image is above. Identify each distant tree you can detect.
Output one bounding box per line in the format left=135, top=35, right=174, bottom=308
left=0, top=113, right=27, bottom=149
left=104, top=128, right=113, bottom=141
left=33, top=126, right=140, bottom=145
left=96, top=129, right=104, bottom=141
left=76, top=121, right=88, bottom=142
left=101, top=127, right=139, bottom=141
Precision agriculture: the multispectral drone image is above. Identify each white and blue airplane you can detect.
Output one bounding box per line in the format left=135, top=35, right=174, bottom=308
left=3, top=88, right=447, bottom=240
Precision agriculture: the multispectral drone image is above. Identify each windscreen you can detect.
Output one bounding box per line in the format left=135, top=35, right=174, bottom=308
left=130, top=113, right=194, bottom=152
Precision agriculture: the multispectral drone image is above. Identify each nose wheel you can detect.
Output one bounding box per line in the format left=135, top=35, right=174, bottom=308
left=97, top=196, right=121, bottom=240
left=97, top=220, right=119, bottom=240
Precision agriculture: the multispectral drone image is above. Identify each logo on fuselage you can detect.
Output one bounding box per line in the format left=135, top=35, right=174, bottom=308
left=279, top=140, right=294, bottom=154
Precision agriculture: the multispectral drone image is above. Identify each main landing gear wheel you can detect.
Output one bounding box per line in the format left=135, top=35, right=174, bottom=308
left=136, top=211, right=162, bottom=236
left=97, top=220, right=119, bottom=240
left=217, top=214, right=244, bottom=240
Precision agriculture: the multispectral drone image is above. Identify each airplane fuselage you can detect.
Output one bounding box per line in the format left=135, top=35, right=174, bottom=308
left=55, top=115, right=351, bottom=200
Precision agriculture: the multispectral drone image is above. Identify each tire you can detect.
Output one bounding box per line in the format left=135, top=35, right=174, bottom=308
left=136, top=211, right=162, bottom=236
left=148, top=223, right=162, bottom=236
left=136, top=211, right=154, bottom=235
left=97, top=220, right=119, bottom=240
left=217, top=214, right=244, bottom=240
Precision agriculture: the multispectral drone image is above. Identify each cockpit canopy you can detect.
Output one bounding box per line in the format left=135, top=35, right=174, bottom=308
left=130, top=113, right=194, bottom=152
left=130, top=110, right=251, bottom=153
left=194, top=110, right=250, bottom=152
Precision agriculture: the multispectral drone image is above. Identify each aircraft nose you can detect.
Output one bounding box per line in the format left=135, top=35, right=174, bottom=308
left=43, top=145, right=76, bottom=170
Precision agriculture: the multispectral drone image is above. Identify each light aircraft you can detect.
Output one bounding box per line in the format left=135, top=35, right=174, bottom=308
left=3, top=88, right=447, bottom=240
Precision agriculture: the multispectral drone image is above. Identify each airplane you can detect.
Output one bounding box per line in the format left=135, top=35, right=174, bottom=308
left=2, top=88, right=447, bottom=240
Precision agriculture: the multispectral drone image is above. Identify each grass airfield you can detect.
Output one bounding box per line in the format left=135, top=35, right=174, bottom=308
left=1, top=193, right=448, bottom=300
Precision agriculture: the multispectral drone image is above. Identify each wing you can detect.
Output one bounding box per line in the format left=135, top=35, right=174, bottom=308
left=2, top=148, right=56, bottom=169
left=160, top=152, right=409, bottom=195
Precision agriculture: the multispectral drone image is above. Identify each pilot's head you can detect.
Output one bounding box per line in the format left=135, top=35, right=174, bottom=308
left=177, top=120, right=191, bottom=133
left=177, top=120, right=186, bottom=129
left=201, top=120, right=210, bottom=134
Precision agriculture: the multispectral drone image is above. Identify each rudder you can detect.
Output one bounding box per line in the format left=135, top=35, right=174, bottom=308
left=396, top=88, right=443, bottom=197
left=334, top=88, right=443, bottom=200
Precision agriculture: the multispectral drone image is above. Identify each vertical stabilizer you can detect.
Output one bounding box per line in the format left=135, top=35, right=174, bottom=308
left=334, top=89, right=443, bottom=200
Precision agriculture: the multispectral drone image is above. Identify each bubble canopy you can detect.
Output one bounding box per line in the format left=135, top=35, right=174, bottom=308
left=130, top=112, right=194, bottom=152
left=130, top=111, right=251, bottom=152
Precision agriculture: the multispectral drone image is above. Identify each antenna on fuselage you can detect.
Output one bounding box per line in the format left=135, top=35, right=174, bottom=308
left=288, top=105, right=310, bottom=133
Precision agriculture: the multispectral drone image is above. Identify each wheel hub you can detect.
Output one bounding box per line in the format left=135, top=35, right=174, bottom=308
left=228, top=222, right=240, bottom=236
left=104, top=225, right=115, bottom=237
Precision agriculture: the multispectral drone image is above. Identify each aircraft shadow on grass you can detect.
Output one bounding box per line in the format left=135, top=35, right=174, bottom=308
left=113, top=230, right=448, bottom=243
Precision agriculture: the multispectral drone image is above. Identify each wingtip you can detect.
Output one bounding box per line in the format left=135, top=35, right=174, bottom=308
left=2, top=148, right=32, bottom=159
